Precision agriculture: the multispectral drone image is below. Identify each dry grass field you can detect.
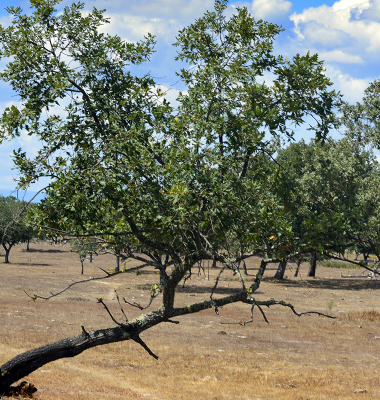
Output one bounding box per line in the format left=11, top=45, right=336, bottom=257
left=1, top=241, right=380, bottom=400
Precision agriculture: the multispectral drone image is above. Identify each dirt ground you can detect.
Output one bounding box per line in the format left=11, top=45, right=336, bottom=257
left=0, top=241, right=379, bottom=400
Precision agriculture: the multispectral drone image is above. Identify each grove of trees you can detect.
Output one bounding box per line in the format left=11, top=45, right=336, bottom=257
left=0, top=0, right=379, bottom=394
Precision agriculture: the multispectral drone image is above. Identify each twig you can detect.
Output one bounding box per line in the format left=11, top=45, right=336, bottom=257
left=221, top=297, right=335, bottom=326
left=24, top=262, right=154, bottom=301
left=97, top=298, right=121, bottom=326
left=115, top=290, right=128, bottom=322
left=256, top=303, right=269, bottom=324
left=210, top=264, right=228, bottom=314
left=256, top=299, right=336, bottom=319
left=133, top=335, right=159, bottom=360
left=123, top=293, right=158, bottom=311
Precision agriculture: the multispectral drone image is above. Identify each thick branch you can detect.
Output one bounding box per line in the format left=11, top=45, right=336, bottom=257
left=0, top=307, right=167, bottom=394
left=325, top=252, right=380, bottom=276
left=67, top=79, right=104, bottom=133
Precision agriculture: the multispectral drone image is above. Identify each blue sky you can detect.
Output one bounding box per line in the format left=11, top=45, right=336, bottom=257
left=0, top=0, right=379, bottom=200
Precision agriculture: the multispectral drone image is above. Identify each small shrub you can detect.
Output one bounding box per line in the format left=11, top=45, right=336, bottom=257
left=327, top=299, right=335, bottom=310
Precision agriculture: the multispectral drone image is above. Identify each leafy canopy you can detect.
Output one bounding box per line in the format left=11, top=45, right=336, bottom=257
left=0, top=0, right=341, bottom=267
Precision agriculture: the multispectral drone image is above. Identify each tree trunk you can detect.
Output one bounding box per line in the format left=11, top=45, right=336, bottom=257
left=307, top=252, right=317, bottom=277
left=2, top=244, right=11, bottom=264
left=294, top=259, right=301, bottom=277
left=115, top=256, right=120, bottom=272
left=236, top=259, right=248, bottom=275
left=26, top=239, right=30, bottom=251
left=242, top=259, right=248, bottom=275
left=212, top=258, right=217, bottom=268
left=363, top=253, right=369, bottom=265
left=274, top=260, right=287, bottom=279
left=80, top=257, right=85, bottom=275
left=89, top=253, right=93, bottom=262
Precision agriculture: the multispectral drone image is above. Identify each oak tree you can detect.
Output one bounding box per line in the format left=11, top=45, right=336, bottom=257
left=0, top=0, right=344, bottom=393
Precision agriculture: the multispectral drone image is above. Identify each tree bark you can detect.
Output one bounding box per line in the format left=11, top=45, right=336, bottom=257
left=274, top=259, right=287, bottom=279
left=237, top=259, right=248, bottom=275
left=2, top=244, right=11, bottom=264
left=294, top=259, right=301, bottom=277
left=0, top=317, right=146, bottom=395
left=115, top=256, right=120, bottom=272
left=26, top=239, right=30, bottom=251
left=363, top=253, right=369, bottom=265
left=242, top=259, right=248, bottom=275
left=307, top=252, right=317, bottom=277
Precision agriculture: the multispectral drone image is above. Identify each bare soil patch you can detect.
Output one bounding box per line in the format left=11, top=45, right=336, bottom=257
left=1, top=242, right=380, bottom=399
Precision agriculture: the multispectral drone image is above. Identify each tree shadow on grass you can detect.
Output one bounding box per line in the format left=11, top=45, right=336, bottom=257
left=14, top=262, right=52, bottom=267
left=176, top=285, right=248, bottom=295
left=20, top=248, right=67, bottom=253
left=135, top=282, right=255, bottom=296
left=263, top=276, right=380, bottom=291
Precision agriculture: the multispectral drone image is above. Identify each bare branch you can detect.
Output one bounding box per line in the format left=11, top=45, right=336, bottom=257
left=256, top=299, right=336, bottom=319
left=132, top=335, right=159, bottom=360
left=97, top=298, right=122, bottom=326
left=24, top=262, right=153, bottom=301
left=123, top=290, right=159, bottom=311
left=325, top=252, right=380, bottom=276
left=255, top=303, right=269, bottom=324
left=164, top=319, right=180, bottom=324
left=115, top=290, right=128, bottom=322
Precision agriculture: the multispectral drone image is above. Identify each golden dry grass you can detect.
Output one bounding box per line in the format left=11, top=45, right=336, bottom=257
left=339, top=309, right=380, bottom=322
left=1, top=242, right=380, bottom=399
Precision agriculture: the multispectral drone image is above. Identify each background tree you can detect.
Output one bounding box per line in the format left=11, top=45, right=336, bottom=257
left=340, top=79, right=380, bottom=147
left=275, top=137, right=380, bottom=277
left=70, top=237, right=99, bottom=273
left=0, top=195, right=36, bottom=263
left=0, top=0, right=343, bottom=393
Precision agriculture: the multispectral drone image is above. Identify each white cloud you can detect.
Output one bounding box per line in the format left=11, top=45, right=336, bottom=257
left=325, top=65, right=369, bottom=103
left=98, top=13, right=182, bottom=43
left=298, top=21, right=351, bottom=47
left=255, top=70, right=276, bottom=86
left=83, top=0, right=214, bottom=21
left=290, top=0, right=380, bottom=53
left=251, top=0, right=292, bottom=20
left=0, top=15, right=13, bottom=29
left=319, top=50, right=364, bottom=64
